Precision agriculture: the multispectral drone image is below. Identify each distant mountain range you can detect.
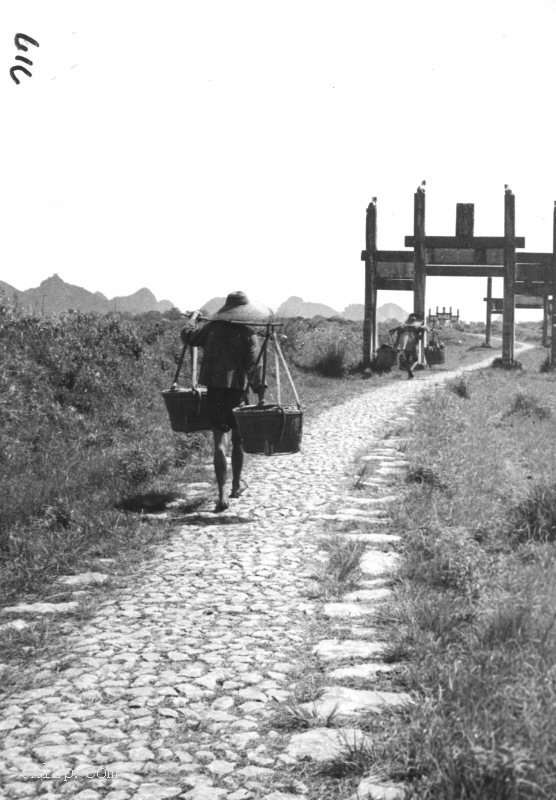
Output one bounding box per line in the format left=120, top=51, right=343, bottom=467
left=0, top=274, right=174, bottom=316
left=202, top=295, right=409, bottom=323
left=0, top=277, right=409, bottom=322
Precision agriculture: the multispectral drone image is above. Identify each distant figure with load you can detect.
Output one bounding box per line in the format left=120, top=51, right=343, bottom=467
left=389, top=313, right=429, bottom=379
left=181, top=292, right=271, bottom=512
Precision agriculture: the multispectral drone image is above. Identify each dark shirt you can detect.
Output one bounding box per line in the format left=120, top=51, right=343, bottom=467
left=183, top=321, right=263, bottom=391
left=391, top=324, right=427, bottom=352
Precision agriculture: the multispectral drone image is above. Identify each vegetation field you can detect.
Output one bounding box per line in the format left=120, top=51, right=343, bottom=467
left=375, top=347, right=556, bottom=798
left=0, top=294, right=528, bottom=665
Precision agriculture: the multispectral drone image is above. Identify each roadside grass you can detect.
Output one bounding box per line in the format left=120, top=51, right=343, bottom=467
left=373, top=345, right=556, bottom=798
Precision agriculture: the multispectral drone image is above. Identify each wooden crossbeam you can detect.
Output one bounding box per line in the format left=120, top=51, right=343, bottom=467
left=516, top=296, right=544, bottom=309
left=427, top=248, right=505, bottom=265
left=515, top=281, right=550, bottom=297
left=516, top=263, right=551, bottom=281
left=370, top=256, right=550, bottom=280
left=514, top=251, right=552, bottom=264
left=377, top=263, right=413, bottom=278
left=427, top=265, right=504, bottom=277
left=376, top=278, right=414, bottom=291
left=404, top=235, right=525, bottom=248
left=375, top=250, right=413, bottom=262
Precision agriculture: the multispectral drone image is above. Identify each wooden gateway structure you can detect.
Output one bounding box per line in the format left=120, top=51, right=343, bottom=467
left=361, top=183, right=556, bottom=368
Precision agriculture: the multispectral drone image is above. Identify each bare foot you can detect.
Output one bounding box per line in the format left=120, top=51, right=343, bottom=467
left=214, top=499, right=229, bottom=513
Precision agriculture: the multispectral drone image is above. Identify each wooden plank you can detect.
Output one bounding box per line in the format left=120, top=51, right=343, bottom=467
left=515, top=281, right=549, bottom=297
left=404, top=235, right=525, bottom=248
left=516, top=263, right=551, bottom=282
left=427, top=248, right=474, bottom=265
left=426, top=248, right=506, bottom=266
left=426, top=265, right=504, bottom=277
left=486, top=249, right=505, bottom=264
left=515, top=296, right=544, bottom=309
left=456, top=203, right=474, bottom=239
left=543, top=295, right=549, bottom=346
left=377, top=262, right=413, bottom=278
left=376, top=250, right=414, bottom=262
left=513, top=251, right=552, bottom=264
left=503, top=187, right=516, bottom=364
left=376, top=278, right=414, bottom=291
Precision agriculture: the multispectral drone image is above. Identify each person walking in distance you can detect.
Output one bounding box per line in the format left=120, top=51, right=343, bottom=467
left=181, top=292, right=271, bottom=512
left=389, top=313, right=429, bottom=379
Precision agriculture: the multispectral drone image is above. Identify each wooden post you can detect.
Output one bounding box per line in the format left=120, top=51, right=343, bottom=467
left=485, top=277, right=492, bottom=347
left=551, top=201, right=556, bottom=367
left=542, top=293, right=549, bottom=348
left=502, top=186, right=516, bottom=365
left=414, top=182, right=426, bottom=361
left=363, top=198, right=378, bottom=367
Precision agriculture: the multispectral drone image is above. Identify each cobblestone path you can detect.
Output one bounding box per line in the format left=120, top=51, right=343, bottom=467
left=0, top=356, right=511, bottom=800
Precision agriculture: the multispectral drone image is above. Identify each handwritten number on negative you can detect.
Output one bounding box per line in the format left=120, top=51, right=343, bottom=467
left=10, top=33, right=39, bottom=84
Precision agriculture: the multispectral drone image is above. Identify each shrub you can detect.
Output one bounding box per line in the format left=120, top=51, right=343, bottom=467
left=504, top=392, right=551, bottom=421
left=447, top=376, right=470, bottom=398
left=293, top=324, right=362, bottom=377
left=507, top=481, right=556, bottom=544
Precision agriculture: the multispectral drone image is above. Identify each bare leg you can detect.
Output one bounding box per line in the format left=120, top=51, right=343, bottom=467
left=212, top=429, right=229, bottom=510
left=231, top=428, right=244, bottom=494
left=406, top=349, right=417, bottom=379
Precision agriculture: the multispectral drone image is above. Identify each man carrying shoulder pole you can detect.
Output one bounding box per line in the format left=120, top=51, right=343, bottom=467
left=181, top=291, right=271, bottom=512
left=389, top=313, right=429, bottom=379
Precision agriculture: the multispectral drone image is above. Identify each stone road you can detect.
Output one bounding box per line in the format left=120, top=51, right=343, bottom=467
left=0, top=355, right=511, bottom=800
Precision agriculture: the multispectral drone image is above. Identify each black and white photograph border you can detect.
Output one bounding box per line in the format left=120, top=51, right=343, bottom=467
left=2, top=2, right=556, bottom=798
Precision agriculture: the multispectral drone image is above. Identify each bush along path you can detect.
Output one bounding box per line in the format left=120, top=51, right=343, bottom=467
left=0, top=352, right=529, bottom=800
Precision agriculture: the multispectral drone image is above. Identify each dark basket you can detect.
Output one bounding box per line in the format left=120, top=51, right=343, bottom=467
left=233, top=404, right=303, bottom=456
left=162, top=387, right=211, bottom=433
left=375, top=344, right=398, bottom=371
left=424, top=346, right=446, bottom=365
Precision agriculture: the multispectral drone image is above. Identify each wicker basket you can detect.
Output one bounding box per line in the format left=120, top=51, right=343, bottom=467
left=233, top=404, right=303, bottom=456
left=162, top=387, right=211, bottom=433
left=424, top=345, right=446, bottom=366
left=375, top=344, right=398, bottom=371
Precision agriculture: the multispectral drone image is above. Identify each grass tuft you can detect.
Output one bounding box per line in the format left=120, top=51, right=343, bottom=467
left=507, top=481, right=556, bottom=543
left=446, top=375, right=470, bottom=398
left=504, top=391, right=551, bottom=420
left=317, top=534, right=366, bottom=597
left=405, top=466, right=444, bottom=488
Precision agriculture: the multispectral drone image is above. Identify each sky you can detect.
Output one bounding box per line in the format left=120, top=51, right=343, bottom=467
left=2, top=0, right=556, bottom=321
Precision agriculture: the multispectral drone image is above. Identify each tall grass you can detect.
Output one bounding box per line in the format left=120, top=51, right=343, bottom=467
left=377, top=347, right=556, bottom=798
left=0, top=298, right=211, bottom=604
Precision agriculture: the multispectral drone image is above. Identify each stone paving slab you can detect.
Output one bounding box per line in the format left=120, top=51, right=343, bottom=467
left=0, top=602, right=79, bottom=617
left=322, top=603, right=379, bottom=619
left=302, top=686, right=413, bottom=718
left=349, top=779, right=406, bottom=799
left=285, top=727, right=371, bottom=762
left=343, top=588, right=393, bottom=603
left=313, top=639, right=387, bottom=662
left=327, top=662, right=398, bottom=681
left=359, top=551, right=400, bottom=577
